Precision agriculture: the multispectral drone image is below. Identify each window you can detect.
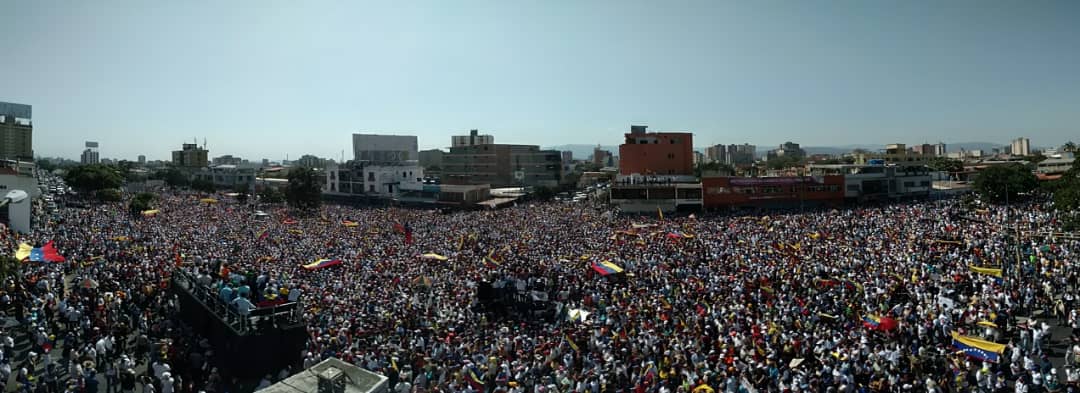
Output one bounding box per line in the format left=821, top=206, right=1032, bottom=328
left=847, top=184, right=860, bottom=191
left=920, top=181, right=930, bottom=187
left=667, top=153, right=675, bottom=159
left=402, top=171, right=407, bottom=178
left=369, top=185, right=375, bottom=192
left=904, top=181, right=915, bottom=187
left=368, top=172, right=375, bottom=181
left=670, top=139, right=677, bottom=144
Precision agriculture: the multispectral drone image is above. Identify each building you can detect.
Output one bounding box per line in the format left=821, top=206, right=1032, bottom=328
left=767, top=141, right=805, bottom=161
left=138, top=155, right=146, bottom=165
left=295, top=154, right=327, bottom=169
left=592, top=147, right=613, bottom=167
left=81, top=141, right=100, bottom=164
left=194, top=165, right=256, bottom=190
left=323, top=161, right=424, bottom=198
left=727, top=144, right=756, bottom=165
left=702, top=175, right=845, bottom=210
left=705, top=144, right=727, bottom=164
left=353, top=134, right=418, bottom=162
left=0, top=102, right=33, bottom=161
left=451, top=129, right=494, bottom=148
left=854, top=143, right=929, bottom=166
left=561, top=151, right=573, bottom=163
left=396, top=183, right=492, bottom=207
left=609, top=181, right=702, bottom=213
left=172, top=143, right=209, bottom=168
left=1011, top=137, right=1031, bottom=156
left=212, top=155, right=243, bottom=166
left=809, top=164, right=932, bottom=202
left=934, top=142, right=947, bottom=157
left=618, top=126, right=694, bottom=176
left=1036, top=156, right=1075, bottom=174
left=909, top=143, right=936, bottom=156
left=693, top=151, right=705, bottom=165
left=418, top=149, right=445, bottom=171
left=442, top=144, right=563, bottom=188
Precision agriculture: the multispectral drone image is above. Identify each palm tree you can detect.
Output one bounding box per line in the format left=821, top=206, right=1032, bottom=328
left=1063, top=141, right=1076, bottom=153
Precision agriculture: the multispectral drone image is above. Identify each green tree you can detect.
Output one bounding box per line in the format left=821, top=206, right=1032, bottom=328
left=36, top=159, right=58, bottom=172
left=765, top=155, right=802, bottom=170
left=973, top=163, right=1037, bottom=204
left=96, top=189, right=123, bottom=202
left=1063, top=141, right=1077, bottom=153
left=285, top=167, right=322, bottom=209
left=129, top=192, right=157, bottom=215
left=695, top=162, right=735, bottom=178
left=64, top=164, right=123, bottom=193
left=153, top=167, right=190, bottom=188
left=259, top=187, right=286, bottom=204
left=190, top=178, right=217, bottom=193
left=927, top=157, right=963, bottom=173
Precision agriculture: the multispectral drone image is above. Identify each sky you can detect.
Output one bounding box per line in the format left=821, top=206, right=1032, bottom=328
left=2, top=1, right=1079, bottom=161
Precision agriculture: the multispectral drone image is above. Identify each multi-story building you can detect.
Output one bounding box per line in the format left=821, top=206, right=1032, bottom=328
left=451, top=129, right=494, bottom=148
left=212, top=155, right=243, bottom=166
left=295, top=154, right=327, bottom=169
left=854, top=143, right=929, bottom=166
left=442, top=144, right=563, bottom=188
left=702, top=175, right=845, bottom=210
left=934, top=143, right=947, bottom=157
left=618, top=125, right=694, bottom=176
left=561, top=151, right=573, bottom=163
left=323, top=161, right=424, bottom=197
left=726, top=144, right=756, bottom=165
left=0, top=102, right=33, bottom=161
left=809, top=164, right=932, bottom=202
left=419, top=149, right=445, bottom=170
left=909, top=143, right=936, bottom=156
left=138, top=155, right=146, bottom=165
left=593, top=147, right=613, bottom=167
left=705, top=144, right=727, bottom=164
left=693, top=151, right=705, bottom=165
left=1011, top=137, right=1031, bottom=157
left=353, top=134, right=418, bottom=162
left=194, top=165, right=256, bottom=191
left=767, top=141, right=805, bottom=161
left=81, top=141, right=100, bottom=164
left=172, top=143, right=209, bottom=168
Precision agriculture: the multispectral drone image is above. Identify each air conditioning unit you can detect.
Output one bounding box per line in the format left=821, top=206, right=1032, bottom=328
left=317, top=367, right=347, bottom=393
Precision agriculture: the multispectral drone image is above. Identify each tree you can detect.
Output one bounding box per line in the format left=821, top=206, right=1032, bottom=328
left=927, top=157, right=963, bottom=173
left=64, top=164, right=123, bottom=193
left=765, top=155, right=802, bottom=170
left=129, top=192, right=157, bottom=215
left=96, top=189, right=122, bottom=202
left=1063, top=141, right=1077, bottom=153
left=259, top=187, right=285, bottom=204
left=973, top=163, right=1037, bottom=204
left=153, top=167, right=190, bottom=188
left=36, top=159, right=57, bottom=172
left=190, top=178, right=216, bottom=193
left=285, top=167, right=322, bottom=210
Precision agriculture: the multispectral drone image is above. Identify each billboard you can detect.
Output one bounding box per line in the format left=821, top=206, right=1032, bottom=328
left=85, top=141, right=99, bottom=148
left=0, top=102, right=31, bottom=119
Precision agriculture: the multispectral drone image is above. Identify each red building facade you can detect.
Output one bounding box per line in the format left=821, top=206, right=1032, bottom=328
left=702, top=175, right=845, bottom=209
left=618, top=131, right=694, bottom=176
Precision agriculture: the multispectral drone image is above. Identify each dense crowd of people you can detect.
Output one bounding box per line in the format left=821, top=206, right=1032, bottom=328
left=2, top=190, right=1080, bottom=392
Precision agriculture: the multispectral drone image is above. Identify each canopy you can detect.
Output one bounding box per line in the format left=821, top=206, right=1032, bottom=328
left=591, top=261, right=624, bottom=276
left=141, top=209, right=160, bottom=217
left=420, top=253, right=448, bottom=261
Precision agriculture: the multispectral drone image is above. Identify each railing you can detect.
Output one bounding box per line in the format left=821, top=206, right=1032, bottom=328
left=172, top=269, right=304, bottom=335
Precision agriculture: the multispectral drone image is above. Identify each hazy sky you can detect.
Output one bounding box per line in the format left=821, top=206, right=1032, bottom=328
left=3, top=1, right=1078, bottom=161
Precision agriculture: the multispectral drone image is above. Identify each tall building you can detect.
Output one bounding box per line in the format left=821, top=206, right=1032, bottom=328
left=0, top=102, right=33, bottom=161
left=138, top=155, right=146, bottom=165
left=172, top=143, right=209, bottom=168
left=443, top=144, right=563, bottom=187
left=726, top=144, right=756, bottom=165
left=767, top=141, right=805, bottom=160
left=592, top=147, right=612, bottom=167
left=561, top=151, right=573, bottom=163
left=80, top=141, right=100, bottom=164
left=352, top=134, right=418, bottom=162
left=295, top=154, right=327, bottom=168
left=212, top=155, right=243, bottom=166
left=1011, top=137, right=1031, bottom=156
left=451, top=129, right=494, bottom=148
left=419, top=149, right=445, bottom=170
left=618, top=126, right=694, bottom=176
left=705, top=144, right=727, bottom=164
left=910, top=143, right=936, bottom=156
left=934, top=142, right=947, bottom=156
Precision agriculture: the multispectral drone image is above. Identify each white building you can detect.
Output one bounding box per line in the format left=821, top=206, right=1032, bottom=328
left=352, top=134, right=418, bottom=162
left=194, top=165, right=257, bottom=190
left=324, top=161, right=424, bottom=198
left=1011, top=137, right=1031, bottom=156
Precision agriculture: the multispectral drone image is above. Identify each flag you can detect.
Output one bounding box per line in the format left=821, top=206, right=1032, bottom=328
left=591, top=261, right=624, bottom=276
left=466, top=368, right=485, bottom=391
left=951, top=331, right=1005, bottom=362
left=303, top=259, right=342, bottom=270
left=404, top=224, right=413, bottom=244
left=342, top=220, right=359, bottom=227
left=420, top=253, right=448, bottom=261
left=219, top=263, right=230, bottom=278
left=256, top=228, right=269, bottom=241
left=564, top=333, right=580, bottom=352
left=393, top=223, right=405, bottom=233
left=15, top=241, right=66, bottom=263
left=483, top=253, right=501, bottom=269
left=289, top=229, right=304, bottom=235
left=862, top=315, right=881, bottom=329
left=657, top=207, right=664, bottom=220
left=173, top=244, right=182, bottom=267
left=968, top=265, right=1003, bottom=278
left=283, top=218, right=298, bottom=225
left=457, top=235, right=465, bottom=251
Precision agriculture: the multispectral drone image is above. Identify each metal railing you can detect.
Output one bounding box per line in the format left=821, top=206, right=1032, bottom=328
left=172, top=269, right=304, bottom=335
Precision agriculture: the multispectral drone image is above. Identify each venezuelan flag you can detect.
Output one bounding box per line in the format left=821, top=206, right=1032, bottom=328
left=466, top=368, right=485, bottom=391
left=303, top=259, right=342, bottom=270
left=951, top=331, right=1005, bottom=363
left=256, top=228, right=269, bottom=240
left=591, top=261, right=624, bottom=276
left=968, top=265, right=1002, bottom=278
left=862, top=315, right=881, bottom=329
left=564, top=333, right=580, bottom=352
left=342, top=220, right=359, bottom=227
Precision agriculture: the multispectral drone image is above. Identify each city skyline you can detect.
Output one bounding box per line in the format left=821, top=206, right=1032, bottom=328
left=4, top=1, right=1079, bottom=160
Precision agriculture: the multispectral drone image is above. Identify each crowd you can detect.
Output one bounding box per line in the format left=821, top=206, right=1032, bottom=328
left=1, top=190, right=1079, bottom=393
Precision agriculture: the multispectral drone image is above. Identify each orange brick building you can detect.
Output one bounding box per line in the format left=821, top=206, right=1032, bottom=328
left=618, top=126, right=694, bottom=176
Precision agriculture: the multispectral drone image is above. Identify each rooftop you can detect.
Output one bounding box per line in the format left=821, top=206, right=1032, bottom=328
left=263, top=358, right=387, bottom=393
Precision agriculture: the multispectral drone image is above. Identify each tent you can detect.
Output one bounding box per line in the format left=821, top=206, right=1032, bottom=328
left=591, top=261, right=624, bottom=276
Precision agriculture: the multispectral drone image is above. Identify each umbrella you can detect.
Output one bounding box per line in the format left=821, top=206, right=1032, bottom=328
left=80, top=278, right=99, bottom=289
